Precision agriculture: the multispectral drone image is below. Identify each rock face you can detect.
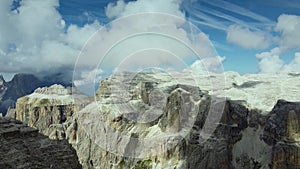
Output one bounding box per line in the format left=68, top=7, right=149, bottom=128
left=0, top=117, right=82, bottom=169
left=0, top=75, right=5, bottom=86
left=15, top=84, right=91, bottom=139
left=14, top=72, right=300, bottom=169
left=262, top=100, right=300, bottom=169
left=0, top=73, right=73, bottom=116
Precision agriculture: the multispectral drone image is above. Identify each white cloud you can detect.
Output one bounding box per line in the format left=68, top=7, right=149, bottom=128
left=226, top=25, right=271, bottom=49
left=0, top=0, right=100, bottom=74
left=190, top=56, right=226, bottom=73
left=0, top=0, right=224, bottom=94
left=257, top=55, right=284, bottom=73
left=204, top=0, right=273, bottom=24
left=255, top=47, right=281, bottom=59
left=65, top=21, right=100, bottom=49
left=105, top=0, right=126, bottom=19
left=256, top=48, right=300, bottom=73
left=255, top=14, right=300, bottom=73
left=74, top=68, right=103, bottom=86
left=76, top=0, right=223, bottom=76
left=256, top=47, right=283, bottom=73
left=275, top=14, right=300, bottom=51
left=282, top=52, right=300, bottom=72
left=105, top=0, right=184, bottom=19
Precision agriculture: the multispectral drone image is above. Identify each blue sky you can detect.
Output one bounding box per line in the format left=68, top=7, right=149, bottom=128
left=56, top=0, right=300, bottom=74
left=182, top=0, right=300, bottom=74
left=1, top=0, right=300, bottom=83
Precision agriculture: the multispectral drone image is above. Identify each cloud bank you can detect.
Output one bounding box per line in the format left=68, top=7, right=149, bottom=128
left=73, top=0, right=224, bottom=89
left=226, top=25, right=271, bottom=49
left=223, top=13, right=300, bottom=73
left=0, top=0, right=100, bottom=74
left=106, top=0, right=184, bottom=19
left=0, top=0, right=223, bottom=91
left=275, top=14, right=300, bottom=51
left=256, top=14, right=300, bottom=73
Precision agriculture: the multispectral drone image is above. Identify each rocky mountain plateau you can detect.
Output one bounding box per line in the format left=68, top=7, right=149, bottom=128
left=2, top=71, right=300, bottom=169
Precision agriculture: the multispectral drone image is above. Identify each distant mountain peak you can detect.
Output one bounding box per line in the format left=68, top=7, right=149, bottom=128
left=0, top=75, right=5, bottom=85
left=0, top=73, right=73, bottom=116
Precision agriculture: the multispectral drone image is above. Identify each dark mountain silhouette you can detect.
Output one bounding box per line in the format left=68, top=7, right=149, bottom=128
left=0, top=73, right=72, bottom=115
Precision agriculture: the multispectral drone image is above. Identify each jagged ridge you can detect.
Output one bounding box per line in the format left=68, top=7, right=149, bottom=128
left=13, top=72, right=300, bottom=169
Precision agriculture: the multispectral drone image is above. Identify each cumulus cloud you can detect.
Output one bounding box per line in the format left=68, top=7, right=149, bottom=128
left=73, top=68, right=103, bottom=86
left=190, top=56, right=226, bottom=73
left=0, top=0, right=223, bottom=93
left=275, top=14, right=300, bottom=51
left=0, top=0, right=100, bottom=74
left=255, top=14, right=300, bottom=73
left=73, top=0, right=223, bottom=88
left=257, top=52, right=300, bottom=73
left=105, top=0, right=184, bottom=19
left=256, top=47, right=281, bottom=60
left=226, top=25, right=271, bottom=49
left=257, top=55, right=284, bottom=73
left=256, top=48, right=300, bottom=73
left=256, top=47, right=282, bottom=73
left=282, top=52, right=300, bottom=72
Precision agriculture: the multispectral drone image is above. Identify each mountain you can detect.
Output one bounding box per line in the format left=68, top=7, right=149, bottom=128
left=0, top=73, right=73, bottom=115
left=0, top=117, right=82, bottom=168
left=0, top=75, right=4, bottom=85
left=12, top=84, right=92, bottom=137
left=13, top=72, right=300, bottom=169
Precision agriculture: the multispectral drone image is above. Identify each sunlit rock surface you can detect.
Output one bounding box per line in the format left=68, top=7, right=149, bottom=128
left=0, top=73, right=73, bottom=116
left=15, top=84, right=92, bottom=138
left=14, top=72, right=300, bottom=169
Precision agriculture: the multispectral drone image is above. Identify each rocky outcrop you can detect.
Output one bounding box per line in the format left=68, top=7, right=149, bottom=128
left=0, top=117, right=82, bottom=169
left=0, top=75, right=5, bottom=86
left=263, top=100, right=300, bottom=144
left=14, top=72, right=300, bottom=169
left=15, top=84, right=92, bottom=138
left=262, top=100, right=300, bottom=169
left=5, top=107, right=16, bottom=118
left=0, top=73, right=73, bottom=116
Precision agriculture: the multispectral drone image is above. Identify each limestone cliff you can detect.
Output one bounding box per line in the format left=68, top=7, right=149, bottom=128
left=15, top=84, right=92, bottom=139
left=14, top=72, right=300, bottom=169
left=0, top=117, right=82, bottom=169
left=0, top=73, right=73, bottom=116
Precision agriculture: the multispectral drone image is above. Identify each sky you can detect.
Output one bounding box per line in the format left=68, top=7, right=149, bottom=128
left=1, top=0, right=300, bottom=84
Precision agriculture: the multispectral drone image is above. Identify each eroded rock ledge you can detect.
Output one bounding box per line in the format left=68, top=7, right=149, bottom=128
left=0, top=117, right=82, bottom=169
left=14, top=72, right=300, bottom=169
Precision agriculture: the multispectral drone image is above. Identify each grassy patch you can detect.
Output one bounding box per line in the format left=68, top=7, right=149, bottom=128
left=39, top=99, right=50, bottom=105
left=132, top=160, right=152, bottom=169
